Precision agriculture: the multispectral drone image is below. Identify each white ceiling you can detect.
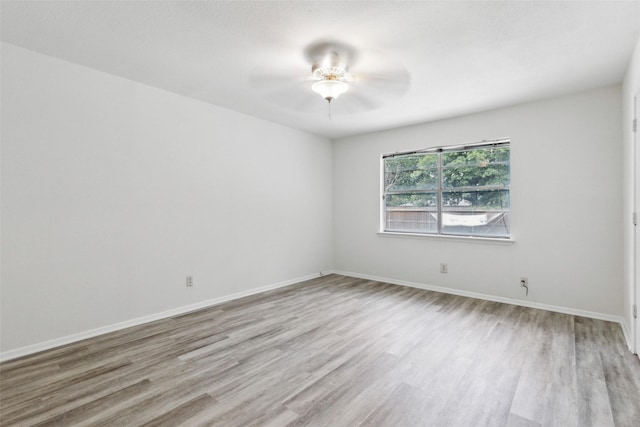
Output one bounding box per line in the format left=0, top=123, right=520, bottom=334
left=2, top=1, right=640, bottom=139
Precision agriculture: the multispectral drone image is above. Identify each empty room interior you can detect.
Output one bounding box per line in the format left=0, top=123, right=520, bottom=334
left=2, top=1, right=640, bottom=426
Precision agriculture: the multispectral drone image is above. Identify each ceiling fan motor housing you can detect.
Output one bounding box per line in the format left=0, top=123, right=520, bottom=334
left=307, top=42, right=355, bottom=102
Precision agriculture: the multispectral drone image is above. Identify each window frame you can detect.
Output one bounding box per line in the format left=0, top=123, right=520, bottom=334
left=380, top=138, right=511, bottom=239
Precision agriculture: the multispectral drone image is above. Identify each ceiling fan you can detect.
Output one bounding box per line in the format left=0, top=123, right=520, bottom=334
left=305, top=41, right=356, bottom=103
left=250, top=39, right=410, bottom=115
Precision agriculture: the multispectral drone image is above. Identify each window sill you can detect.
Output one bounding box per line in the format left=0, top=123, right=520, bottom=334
left=377, top=231, right=516, bottom=245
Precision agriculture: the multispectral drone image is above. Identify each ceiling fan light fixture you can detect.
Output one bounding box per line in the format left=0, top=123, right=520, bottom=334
left=312, top=78, right=349, bottom=102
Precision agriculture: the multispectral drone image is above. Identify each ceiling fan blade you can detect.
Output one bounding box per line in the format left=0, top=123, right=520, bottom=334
left=330, top=91, right=383, bottom=115
left=252, top=79, right=328, bottom=113
left=249, top=73, right=307, bottom=93
left=352, top=69, right=411, bottom=96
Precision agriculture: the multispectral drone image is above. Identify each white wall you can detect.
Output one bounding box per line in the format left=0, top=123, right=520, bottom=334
left=0, top=43, right=333, bottom=354
left=622, top=36, right=640, bottom=352
left=333, top=86, right=623, bottom=317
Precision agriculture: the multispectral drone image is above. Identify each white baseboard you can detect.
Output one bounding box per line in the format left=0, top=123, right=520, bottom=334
left=0, top=272, right=323, bottom=363
left=333, top=270, right=626, bottom=325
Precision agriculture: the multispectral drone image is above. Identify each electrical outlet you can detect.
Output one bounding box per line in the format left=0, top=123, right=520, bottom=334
left=520, top=277, right=529, bottom=296
left=186, top=275, right=193, bottom=287
left=440, top=263, right=448, bottom=274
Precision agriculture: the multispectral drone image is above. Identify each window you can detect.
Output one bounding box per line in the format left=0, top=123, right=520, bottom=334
left=382, top=139, right=510, bottom=238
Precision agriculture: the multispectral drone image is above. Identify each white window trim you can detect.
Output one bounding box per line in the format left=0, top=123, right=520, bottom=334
left=377, top=231, right=515, bottom=245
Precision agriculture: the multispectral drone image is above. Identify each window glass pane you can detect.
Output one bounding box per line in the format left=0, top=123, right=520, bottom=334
left=385, top=192, right=438, bottom=233
left=441, top=190, right=510, bottom=237
left=442, top=146, right=510, bottom=189
left=382, top=142, right=510, bottom=238
left=384, top=154, right=439, bottom=191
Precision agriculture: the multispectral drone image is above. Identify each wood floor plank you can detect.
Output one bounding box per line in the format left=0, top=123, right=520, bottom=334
left=433, top=321, right=522, bottom=426
left=574, top=316, right=617, bottom=427
left=32, top=379, right=152, bottom=427
left=1, top=274, right=638, bottom=426
left=607, top=389, right=640, bottom=427
left=138, top=393, right=216, bottom=427
left=359, top=382, right=434, bottom=427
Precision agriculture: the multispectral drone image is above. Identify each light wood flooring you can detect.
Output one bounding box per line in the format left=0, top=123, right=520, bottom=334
left=1, top=274, right=640, bottom=426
